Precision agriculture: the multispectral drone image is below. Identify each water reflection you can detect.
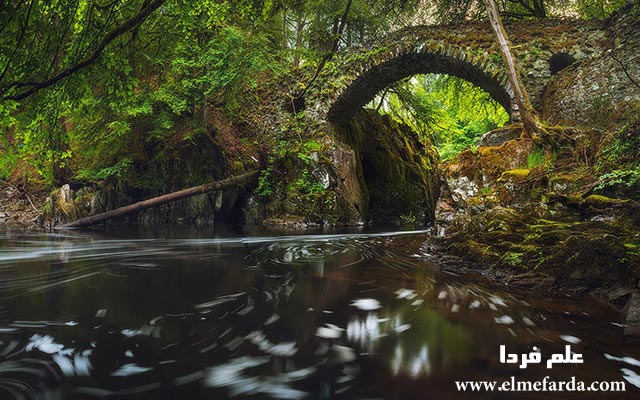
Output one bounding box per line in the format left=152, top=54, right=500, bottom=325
left=345, top=304, right=471, bottom=380
left=0, top=229, right=638, bottom=399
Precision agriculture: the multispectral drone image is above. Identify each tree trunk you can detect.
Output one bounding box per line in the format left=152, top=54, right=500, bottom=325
left=533, top=0, right=547, bottom=19
left=485, top=0, right=543, bottom=138
left=299, top=0, right=353, bottom=98
left=55, top=170, right=260, bottom=229
left=282, top=7, right=288, bottom=51
left=293, top=14, right=305, bottom=68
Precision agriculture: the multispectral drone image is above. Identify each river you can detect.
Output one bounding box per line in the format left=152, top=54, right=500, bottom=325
left=0, top=227, right=638, bottom=399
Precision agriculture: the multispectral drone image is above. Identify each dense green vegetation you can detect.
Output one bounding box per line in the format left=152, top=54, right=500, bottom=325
left=0, top=0, right=631, bottom=189
left=368, top=74, right=509, bottom=160
left=1, top=0, right=286, bottom=186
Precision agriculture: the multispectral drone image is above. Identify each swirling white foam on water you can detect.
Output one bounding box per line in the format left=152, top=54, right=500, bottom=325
left=350, top=298, right=382, bottom=311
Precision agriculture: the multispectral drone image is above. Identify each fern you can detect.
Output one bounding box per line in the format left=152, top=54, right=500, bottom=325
left=76, top=158, right=133, bottom=182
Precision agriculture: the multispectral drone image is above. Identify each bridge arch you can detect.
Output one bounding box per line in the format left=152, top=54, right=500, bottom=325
left=327, top=49, right=515, bottom=124
left=313, top=19, right=605, bottom=125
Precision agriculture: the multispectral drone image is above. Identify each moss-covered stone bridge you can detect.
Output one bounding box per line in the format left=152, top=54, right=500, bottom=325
left=241, top=17, right=619, bottom=227
left=304, top=18, right=606, bottom=124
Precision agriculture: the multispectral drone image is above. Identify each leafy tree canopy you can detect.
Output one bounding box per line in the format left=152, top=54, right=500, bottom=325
left=0, top=0, right=629, bottom=185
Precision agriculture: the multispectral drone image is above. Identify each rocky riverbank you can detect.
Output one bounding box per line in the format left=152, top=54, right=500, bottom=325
left=420, top=118, right=640, bottom=333
left=0, top=182, right=46, bottom=230
left=419, top=6, right=640, bottom=325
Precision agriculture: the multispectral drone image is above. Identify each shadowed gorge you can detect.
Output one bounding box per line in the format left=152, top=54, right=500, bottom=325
left=333, top=110, right=440, bottom=224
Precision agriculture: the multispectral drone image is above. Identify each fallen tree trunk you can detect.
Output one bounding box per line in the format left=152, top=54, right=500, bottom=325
left=55, top=170, right=260, bottom=229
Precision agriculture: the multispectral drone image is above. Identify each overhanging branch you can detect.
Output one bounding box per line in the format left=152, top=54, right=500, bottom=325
left=2, top=0, right=166, bottom=101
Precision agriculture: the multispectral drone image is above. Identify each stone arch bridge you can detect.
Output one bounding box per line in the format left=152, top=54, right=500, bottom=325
left=244, top=16, right=619, bottom=226
left=303, top=18, right=607, bottom=125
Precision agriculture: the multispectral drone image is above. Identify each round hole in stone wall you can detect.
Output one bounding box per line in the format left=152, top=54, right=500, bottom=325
left=549, top=52, right=577, bottom=75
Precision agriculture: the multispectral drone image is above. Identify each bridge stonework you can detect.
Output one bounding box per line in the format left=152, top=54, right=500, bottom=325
left=306, top=19, right=606, bottom=124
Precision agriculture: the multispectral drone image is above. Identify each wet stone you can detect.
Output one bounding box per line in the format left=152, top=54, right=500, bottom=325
left=625, top=292, right=640, bottom=324
left=477, top=127, right=521, bottom=147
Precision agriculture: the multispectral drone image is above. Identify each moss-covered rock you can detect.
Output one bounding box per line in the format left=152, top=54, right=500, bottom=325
left=334, top=109, right=439, bottom=224
left=252, top=108, right=439, bottom=227
left=248, top=135, right=366, bottom=226
left=548, top=169, right=591, bottom=195
left=434, top=118, right=640, bottom=292
left=432, top=207, right=640, bottom=291
left=43, top=185, right=80, bottom=227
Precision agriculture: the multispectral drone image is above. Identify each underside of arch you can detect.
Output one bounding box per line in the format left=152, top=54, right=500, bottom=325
left=327, top=52, right=512, bottom=124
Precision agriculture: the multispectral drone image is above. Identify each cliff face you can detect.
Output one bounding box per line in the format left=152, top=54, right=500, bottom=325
left=42, top=110, right=261, bottom=228
left=334, top=110, right=439, bottom=225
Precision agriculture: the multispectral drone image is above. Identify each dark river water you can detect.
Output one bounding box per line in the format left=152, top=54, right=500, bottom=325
left=0, top=227, right=638, bottom=399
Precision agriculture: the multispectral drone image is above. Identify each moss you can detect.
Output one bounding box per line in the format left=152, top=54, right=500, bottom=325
left=500, top=169, right=530, bottom=179
left=503, top=252, right=525, bottom=267
left=452, top=239, right=501, bottom=261
left=624, top=243, right=640, bottom=258
left=582, top=194, right=629, bottom=206
left=547, top=168, right=592, bottom=194
left=41, top=201, right=52, bottom=214
left=231, top=161, right=246, bottom=174
left=509, top=243, right=539, bottom=253
left=476, top=140, right=534, bottom=182
left=442, top=199, right=640, bottom=289
left=334, top=109, right=439, bottom=224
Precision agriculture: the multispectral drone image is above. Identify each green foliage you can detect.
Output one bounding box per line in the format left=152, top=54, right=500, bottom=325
left=273, top=141, right=289, bottom=159
left=76, top=158, right=133, bottom=182
left=270, top=139, right=322, bottom=163
left=400, top=211, right=417, bottom=224
left=0, top=140, right=18, bottom=180
left=0, top=101, right=18, bottom=128
left=595, top=167, right=640, bottom=191
left=0, top=0, right=631, bottom=189
left=281, top=0, right=424, bottom=59
left=296, top=140, right=322, bottom=162
left=432, top=0, right=626, bottom=23
left=0, top=0, right=286, bottom=186
left=575, top=0, right=627, bottom=19
left=295, top=168, right=326, bottom=195
left=261, top=138, right=328, bottom=203
left=257, top=168, right=274, bottom=197
left=597, top=117, right=640, bottom=170
left=0, top=1, right=151, bottom=101
left=504, top=252, right=524, bottom=267
left=437, top=119, right=500, bottom=160
left=527, top=147, right=546, bottom=169
left=371, top=74, right=509, bottom=160
left=155, top=26, right=283, bottom=116
left=593, top=114, right=640, bottom=197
